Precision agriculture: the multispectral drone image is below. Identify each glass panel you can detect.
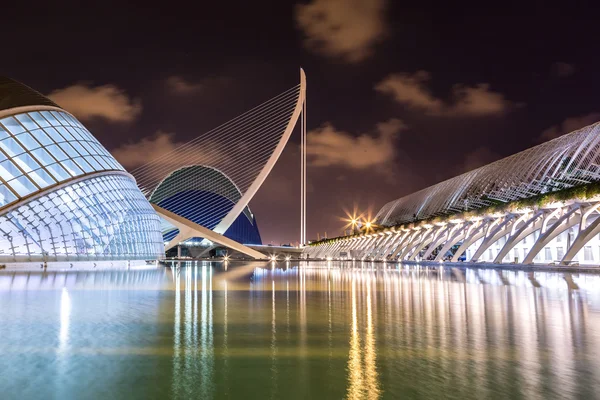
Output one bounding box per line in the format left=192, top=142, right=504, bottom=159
left=73, top=157, right=93, bottom=173
left=0, top=137, right=25, bottom=157
left=71, top=141, right=89, bottom=156
left=28, top=112, right=50, bottom=127
left=60, top=159, right=83, bottom=176
left=45, top=144, right=68, bottom=161
left=30, top=129, right=53, bottom=146
left=65, top=127, right=81, bottom=141
left=8, top=175, right=37, bottom=196
left=84, top=156, right=102, bottom=171
left=31, top=148, right=55, bottom=167
left=1, top=117, right=25, bottom=134
left=46, top=163, right=70, bottom=182
left=56, top=127, right=74, bottom=141
left=40, top=111, right=59, bottom=126
left=44, top=127, right=65, bottom=143
left=14, top=132, right=41, bottom=150
left=50, top=111, right=69, bottom=126
left=0, top=126, right=10, bottom=140
left=95, top=156, right=112, bottom=170
left=0, top=159, right=22, bottom=180
left=15, top=114, right=39, bottom=130
left=13, top=153, right=41, bottom=173
left=28, top=168, right=56, bottom=188
left=58, top=142, right=79, bottom=158
left=0, top=184, right=17, bottom=206
left=71, top=128, right=86, bottom=141
left=61, top=113, right=77, bottom=126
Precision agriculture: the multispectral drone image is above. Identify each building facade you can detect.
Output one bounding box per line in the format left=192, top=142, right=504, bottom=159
left=0, top=77, right=164, bottom=263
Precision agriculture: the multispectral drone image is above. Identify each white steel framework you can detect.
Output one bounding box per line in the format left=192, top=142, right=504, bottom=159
left=376, top=122, right=600, bottom=226
left=307, top=121, right=600, bottom=266
left=130, top=70, right=307, bottom=254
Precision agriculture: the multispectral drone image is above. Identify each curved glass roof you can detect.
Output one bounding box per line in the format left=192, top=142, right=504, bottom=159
left=376, top=122, right=600, bottom=226
left=0, top=109, right=124, bottom=209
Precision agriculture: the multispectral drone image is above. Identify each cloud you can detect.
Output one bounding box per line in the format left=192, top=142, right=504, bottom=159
left=111, top=131, right=184, bottom=169
left=166, top=76, right=204, bottom=95
left=375, top=71, right=519, bottom=117
left=295, top=0, right=387, bottom=62
left=551, top=62, right=575, bottom=78
left=48, top=83, right=141, bottom=122
left=539, top=112, right=600, bottom=142
left=306, top=118, right=404, bottom=171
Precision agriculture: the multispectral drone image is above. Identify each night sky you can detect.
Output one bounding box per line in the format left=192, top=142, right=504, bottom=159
left=4, top=1, right=600, bottom=244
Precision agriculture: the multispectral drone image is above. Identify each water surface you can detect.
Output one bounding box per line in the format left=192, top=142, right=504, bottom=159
left=1, top=262, right=600, bottom=399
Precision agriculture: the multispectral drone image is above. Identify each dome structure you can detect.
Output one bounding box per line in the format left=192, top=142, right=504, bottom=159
left=0, top=77, right=164, bottom=262
left=150, top=165, right=262, bottom=245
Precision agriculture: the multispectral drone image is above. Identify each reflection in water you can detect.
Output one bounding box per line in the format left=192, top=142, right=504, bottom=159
left=2, top=263, right=600, bottom=398
left=59, top=287, right=71, bottom=354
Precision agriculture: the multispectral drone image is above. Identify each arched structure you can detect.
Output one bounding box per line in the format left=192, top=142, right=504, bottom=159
left=306, top=121, right=600, bottom=266
left=0, top=77, right=164, bottom=263
left=150, top=165, right=262, bottom=245
left=130, top=70, right=306, bottom=258
left=376, top=122, right=600, bottom=226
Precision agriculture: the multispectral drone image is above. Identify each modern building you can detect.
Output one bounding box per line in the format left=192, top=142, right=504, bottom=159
left=306, top=121, right=600, bottom=266
left=130, top=70, right=307, bottom=259
left=0, top=77, right=164, bottom=264
left=150, top=165, right=262, bottom=246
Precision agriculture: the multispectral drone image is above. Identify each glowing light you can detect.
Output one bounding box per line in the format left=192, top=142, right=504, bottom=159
left=270, top=255, right=277, bottom=262
left=285, top=255, right=291, bottom=261
left=223, top=255, right=230, bottom=262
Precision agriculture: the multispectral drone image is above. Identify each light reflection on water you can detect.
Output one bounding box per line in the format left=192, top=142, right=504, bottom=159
left=0, top=262, right=600, bottom=399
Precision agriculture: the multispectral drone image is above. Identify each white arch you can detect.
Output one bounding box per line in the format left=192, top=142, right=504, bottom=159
left=213, top=69, right=306, bottom=234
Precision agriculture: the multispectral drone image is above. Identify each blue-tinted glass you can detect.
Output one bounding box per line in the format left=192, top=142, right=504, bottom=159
left=28, top=112, right=50, bottom=128
left=8, top=175, right=37, bottom=196
left=0, top=137, right=25, bottom=156
left=0, top=127, right=9, bottom=140
left=0, top=184, right=17, bottom=206
left=31, top=148, right=56, bottom=167
left=1, top=117, right=25, bottom=134
left=29, top=129, right=53, bottom=146
left=46, top=163, right=70, bottom=182
left=13, top=153, right=41, bottom=173
left=60, top=159, right=83, bottom=176
left=85, top=156, right=102, bottom=171
left=58, top=142, right=79, bottom=158
left=71, top=142, right=89, bottom=156
left=46, top=144, right=68, bottom=161
left=15, top=114, right=38, bottom=130
left=74, top=157, right=94, bottom=173
left=40, top=111, right=59, bottom=126
left=66, top=127, right=82, bottom=141
left=44, top=127, right=65, bottom=143
left=50, top=111, right=69, bottom=126
left=28, top=169, right=56, bottom=188
left=71, top=128, right=86, bottom=141
left=56, top=127, right=74, bottom=141
left=94, top=156, right=108, bottom=169
left=61, top=113, right=77, bottom=126
left=14, top=132, right=41, bottom=150
left=0, top=159, right=22, bottom=180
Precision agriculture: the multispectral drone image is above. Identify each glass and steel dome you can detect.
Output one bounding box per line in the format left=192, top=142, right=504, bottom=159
left=150, top=165, right=262, bottom=245
left=0, top=77, right=164, bottom=262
